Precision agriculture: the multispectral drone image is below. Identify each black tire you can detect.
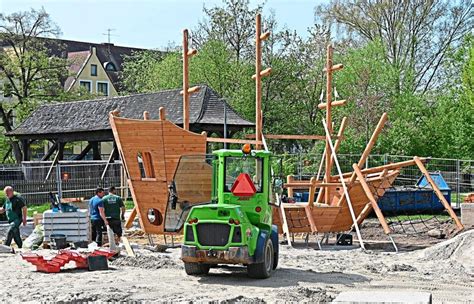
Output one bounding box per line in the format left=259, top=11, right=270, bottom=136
left=247, top=238, right=274, bottom=279
left=184, top=262, right=211, bottom=275
left=273, top=250, right=278, bottom=270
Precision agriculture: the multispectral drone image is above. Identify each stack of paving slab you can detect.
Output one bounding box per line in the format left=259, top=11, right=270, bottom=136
left=43, top=209, right=89, bottom=243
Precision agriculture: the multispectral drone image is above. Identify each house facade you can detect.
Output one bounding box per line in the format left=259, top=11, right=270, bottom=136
left=65, top=47, right=118, bottom=97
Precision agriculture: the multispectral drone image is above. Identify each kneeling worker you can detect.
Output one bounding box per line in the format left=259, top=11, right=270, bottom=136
left=102, top=186, right=125, bottom=244
left=0, top=186, right=27, bottom=248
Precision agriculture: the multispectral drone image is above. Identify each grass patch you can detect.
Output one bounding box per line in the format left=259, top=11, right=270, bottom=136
left=27, top=203, right=51, bottom=217
left=125, top=200, right=134, bottom=210
left=451, top=193, right=468, bottom=204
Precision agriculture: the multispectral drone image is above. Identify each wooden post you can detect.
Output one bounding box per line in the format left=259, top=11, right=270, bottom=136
left=91, top=141, right=101, bottom=160
left=182, top=29, right=190, bottom=130
left=286, top=175, right=294, bottom=197
left=21, top=139, right=30, bottom=161
left=254, top=14, right=271, bottom=150
left=308, top=177, right=316, bottom=207
left=255, top=14, right=262, bottom=149
left=317, top=116, right=348, bottom=204
left=159, top=107, right=166, bottom=121
left=414, top=156, right=464, bottom=230
left=324, top=45, right=334, bottom=204
left=357, top=113, right=387, bottom=169
left=353, top=163, right=391, bottom=234
left=182, top=30, right=199, bottom=131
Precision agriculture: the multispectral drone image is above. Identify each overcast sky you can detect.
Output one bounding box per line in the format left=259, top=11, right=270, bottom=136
left=1, top=0, right=324, bottom=49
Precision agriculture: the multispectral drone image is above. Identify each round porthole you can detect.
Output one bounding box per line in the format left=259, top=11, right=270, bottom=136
left=147, top=208, right=163, bottom=226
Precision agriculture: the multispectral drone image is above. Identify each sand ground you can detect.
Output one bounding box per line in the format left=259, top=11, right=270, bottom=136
left=0, top=225, right=472, bottom=303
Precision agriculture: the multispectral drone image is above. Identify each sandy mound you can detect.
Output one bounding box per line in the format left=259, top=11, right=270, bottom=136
left=110, top=253, right=183, bottom=270
left=420, top=229, right=474, bottom=274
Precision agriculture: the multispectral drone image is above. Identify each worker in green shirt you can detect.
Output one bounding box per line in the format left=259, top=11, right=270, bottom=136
left=0, top=186, right=27, bottom=248
left=102, top=186, right=125, bottom=243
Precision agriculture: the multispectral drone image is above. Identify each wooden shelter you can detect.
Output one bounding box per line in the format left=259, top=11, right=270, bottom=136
left=6, top=85, right=253, bottom=161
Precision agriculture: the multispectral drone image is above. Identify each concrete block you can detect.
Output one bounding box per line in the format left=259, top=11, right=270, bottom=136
left=332, top=291, right=432, bottom=304
left=461, top=203, right=474, bottom=227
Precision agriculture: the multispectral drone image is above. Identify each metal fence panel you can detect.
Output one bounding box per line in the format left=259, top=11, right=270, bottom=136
left=0, top=155, right=472, bottom=208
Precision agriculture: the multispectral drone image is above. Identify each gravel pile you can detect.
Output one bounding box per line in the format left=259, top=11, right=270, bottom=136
left=110, top=253, right=183, bottom=270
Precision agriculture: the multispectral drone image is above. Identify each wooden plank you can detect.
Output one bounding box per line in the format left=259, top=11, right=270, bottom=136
left=284, top=182, right=341, bottom=188
left=318, top=99, right=346, bottom=110
left=414, top=156, right=463, bottom=230
left=122, top=236, right=136, bottom=257
left=353, top=163, right=391, bottom=234
left=125, top=207, right=137, bottom=229
left=206, top=138, right=262, bottom=145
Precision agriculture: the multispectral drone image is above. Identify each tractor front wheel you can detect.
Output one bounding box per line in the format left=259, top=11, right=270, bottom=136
left=184, top=262, right=211, bottom=275
left=247, top=238, right=274, bottom=279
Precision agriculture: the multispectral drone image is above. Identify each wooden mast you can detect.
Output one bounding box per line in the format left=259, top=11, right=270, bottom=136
left=324, top=45, right=333, bottom=204
left=254, top=14, right=271, bottom=149
left=182, top=29, right=199, bottom=131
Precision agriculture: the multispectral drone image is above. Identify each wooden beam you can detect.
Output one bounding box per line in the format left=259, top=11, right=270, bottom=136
left=183, top=29, right=190, bottom=131
left=125, top=207, right=137, bottom=229
left=323, top=63, right=343, bottom=72
left=318, top=100, right=346, bottom=110
left=338, top=158, right=428, bottom=178
left=91, top=141, right=101, bottom=160
left=21, top=139, right=30, bottom=161
left=357, top=113, right=388, bottom=169
left=57, top=142, right=65, bottom=161
left=336, top=113, right=387, bottom=206
left=414, top=156, right=464, bottom=230
left=245, top=134, right=341, bottom=140
left=284, top=182, right=341, bottom=188
left=255, top=14, right=263, bottom=150
left=206, top=138, right=262, bottom=145
left=325, top=44, right=334, bottom=205
left=101, top=146, right=117, bottom=180
left=354, top=168, right=389, bottom=226
left=353, top=163, right=391, bottom=234
left=286, top=175, right=294, bottom=197
left=73, top=142, right=93, bottom=160
left=42, top=141, right=58, bottom=161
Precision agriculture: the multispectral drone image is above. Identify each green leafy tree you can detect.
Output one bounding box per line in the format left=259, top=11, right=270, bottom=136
left=0, top=9, right=69, bottom=162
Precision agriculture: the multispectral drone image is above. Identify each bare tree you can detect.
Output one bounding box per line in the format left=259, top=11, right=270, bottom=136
left=0, top=8, right=67, bottom=162
left=316, top=0, right=473, bottom=94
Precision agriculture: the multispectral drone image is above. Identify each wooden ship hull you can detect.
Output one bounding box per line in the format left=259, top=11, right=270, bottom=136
left=109, top=110, right=207, bottom=235
left=273, top=170, right=399, bottom=234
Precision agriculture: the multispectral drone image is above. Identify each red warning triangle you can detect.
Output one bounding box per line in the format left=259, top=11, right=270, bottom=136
left=231, top=173, right=257, bottom=197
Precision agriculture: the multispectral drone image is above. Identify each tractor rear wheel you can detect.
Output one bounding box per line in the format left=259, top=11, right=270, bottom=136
left=247, top=238, right=274, bottom=279
left=184, top=262, right=211, bottom=275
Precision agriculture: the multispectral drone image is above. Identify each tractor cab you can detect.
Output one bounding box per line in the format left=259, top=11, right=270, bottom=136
left=171, top=145, right=280, bottom=279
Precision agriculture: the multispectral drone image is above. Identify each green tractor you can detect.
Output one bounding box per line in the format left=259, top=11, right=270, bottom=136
left=168, top=146, right=279, bottom=279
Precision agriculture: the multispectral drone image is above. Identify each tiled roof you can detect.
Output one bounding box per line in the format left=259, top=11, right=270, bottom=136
left=7, top=85, right=253, bottom=138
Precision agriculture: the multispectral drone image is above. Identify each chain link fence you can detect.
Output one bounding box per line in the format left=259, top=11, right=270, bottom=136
left=0, top=154, right=472, bottom=207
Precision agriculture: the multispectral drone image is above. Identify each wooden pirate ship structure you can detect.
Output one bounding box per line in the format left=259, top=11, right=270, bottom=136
left=110, top=14, right=463, bottom=247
